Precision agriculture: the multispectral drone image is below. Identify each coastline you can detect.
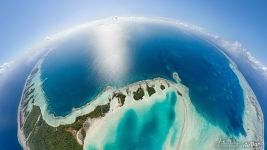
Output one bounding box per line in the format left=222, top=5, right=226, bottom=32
left=18, top=68, right=264, bottom=149
left=30, top=62, right=181, bottom=127
left=83, top=73, right=188, bottom=149
left=17, top=64, right=36, bottom=150
left=230, top=63, right=264, bottom=145
left=16, top=17, right=264, bottom=149
left=19, top=62, right=192, bottom=149
left=207, top=38, right=264, bottom=146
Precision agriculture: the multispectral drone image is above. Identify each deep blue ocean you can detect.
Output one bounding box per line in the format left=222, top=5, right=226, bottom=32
left=0, top=62, right=36, bottom=150
left=219, top=45, right=267, bottom=146
left=40, top=23, right=245, bottom=137
left=0, top=47, right=45, bottom=149
left=0, top=22, right=265, bottom=150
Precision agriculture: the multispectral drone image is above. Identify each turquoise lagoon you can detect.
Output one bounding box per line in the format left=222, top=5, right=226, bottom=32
left=17, top=18, right=262, bottom=150
left=40, top=22, right=245, bottom=137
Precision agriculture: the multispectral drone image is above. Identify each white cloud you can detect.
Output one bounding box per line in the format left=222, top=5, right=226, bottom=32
left=132, top=17, right=267, bottom=80
left=0, top=17, right=266, bottom=81
left=210, top=36, right=267, bottom=79
left=171, top=17, right=267, bottom=80
left=0, top=61, right=14, bottom=76
left=147, top=17, right=266, bottom=79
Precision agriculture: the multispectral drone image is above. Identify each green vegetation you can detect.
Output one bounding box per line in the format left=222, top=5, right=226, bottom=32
left=29, top=117, right=83, bottom=150
left=76, top=103, right=110, bottom=121
left=101, top=103, right=110, bottom=114
left=177, top=90, right=182, bottom=96
left=63, top=103, right=110, bottom=132
left=133, top=87, right=145, bottom=100
left=24, top=88, right=35, bottom=99
left=113, top=92, right=126, bottom=106
left=24, top=83, right=34, bottom=95
left=81, top=128, right=86, bottom=138
left=160, top=85, right=165, bottom=90
left=65, top=119, right=84, bottom=131
left=24, top=103, right=111, bottom=150
left=24, top=106, right=82, bottom=150
left=23, top=106, right=41, bottom=137
left=22, top=81, right=172, bottom=150
left=22, top=95, right=34, bottom=108
left=146, top=84, right=156, bottom=96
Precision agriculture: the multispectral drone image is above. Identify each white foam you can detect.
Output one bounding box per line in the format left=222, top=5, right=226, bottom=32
left=17, top=17, right=264, bottom=149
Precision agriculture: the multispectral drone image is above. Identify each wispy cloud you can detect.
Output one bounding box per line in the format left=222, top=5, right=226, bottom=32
left=0, top=61, right=14, bottom=76
left=170, top=17, right=267, bottom=80
left=0, top=17, right=266, bottom=81
left=212, top=36, right=267, bottom=79
left=148, top=17, right=266, bottom=79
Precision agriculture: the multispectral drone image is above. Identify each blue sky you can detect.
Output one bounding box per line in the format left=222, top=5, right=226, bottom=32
left=0, top=0, right=266, bottom=65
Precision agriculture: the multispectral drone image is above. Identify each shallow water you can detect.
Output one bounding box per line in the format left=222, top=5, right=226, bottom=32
left=40, top=22, right=245, bottom=136
left=86, top=91, right=178, bottom=150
